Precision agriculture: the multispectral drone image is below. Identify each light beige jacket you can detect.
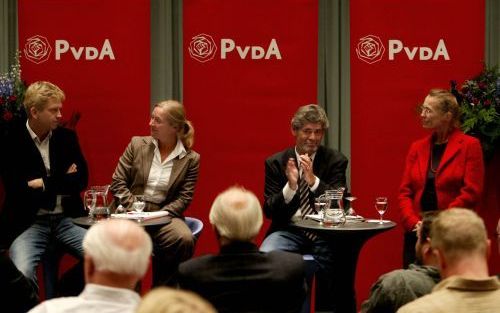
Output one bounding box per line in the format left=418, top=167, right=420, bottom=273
left=110, top=136, right=200, bottom=217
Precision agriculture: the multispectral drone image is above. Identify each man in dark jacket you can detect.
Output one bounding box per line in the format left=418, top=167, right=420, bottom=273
left=179, top=186, right=306, bottom=313
left=0, top=81, right=88, bottom=297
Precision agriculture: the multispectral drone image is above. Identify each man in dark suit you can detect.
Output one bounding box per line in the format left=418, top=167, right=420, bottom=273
left=260, top=104, right=348, bottom=311
left=178, top=186, right=306, bottom=313
left=0, top=81, right=88, bottom=297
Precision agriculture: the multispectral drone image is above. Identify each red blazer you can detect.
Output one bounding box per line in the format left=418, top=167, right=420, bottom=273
left=398, top=129, right=484, bottom=231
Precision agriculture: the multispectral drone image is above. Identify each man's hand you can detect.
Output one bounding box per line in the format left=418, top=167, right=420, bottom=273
left=299, top=154, right=315, bottom=186
left=66, top=163, right=77, bottom=174
left=285, top=158, right=299, bottom=190
left=27, top=178, right=44, bottom=189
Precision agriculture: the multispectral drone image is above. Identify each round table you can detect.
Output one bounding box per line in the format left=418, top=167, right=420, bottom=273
left=73, top=216, right=171, bottom=229
left=291, top=217, right=396, bottom=313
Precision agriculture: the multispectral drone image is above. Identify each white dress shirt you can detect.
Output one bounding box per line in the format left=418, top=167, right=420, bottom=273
left=26, top=121, right=63, bottom=215
left=144, top=139, right=187, bottom=204
left=27, top=283, right=141, bottom=313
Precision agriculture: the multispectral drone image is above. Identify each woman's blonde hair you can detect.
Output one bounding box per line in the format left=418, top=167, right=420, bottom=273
left=154, top=100, right=195, bottom=149
left=136, top=287, right=217, bottom=313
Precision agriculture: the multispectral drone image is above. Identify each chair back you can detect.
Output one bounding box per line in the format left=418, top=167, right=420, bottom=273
left=185, top=217, right=204, bottom=240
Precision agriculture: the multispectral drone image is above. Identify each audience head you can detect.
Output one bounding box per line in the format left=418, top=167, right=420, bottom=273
left=23, top=81, right=65, bottom=114
left=430, top=208, right=489, bottom=275
left=415, top=211, right=438, bottom=265
left=291, top=104, right=329, bottom=155
left=136, top=287, right=217, bottom=313
left=151, top=100, right=194, bottom=149
left=83, top=219, right=152, bottom=287
left=209, top=186, right=263, bottom=243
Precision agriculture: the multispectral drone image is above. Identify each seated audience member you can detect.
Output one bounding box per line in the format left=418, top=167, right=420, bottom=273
left=28, top=219, right=152, bottom=313
left=136, top=287, right=217, bottom=313
left=178, top=186, right=306, bottom=313
left=398, top=208, right=500, bottom=313
left=361, top=212, right=440, bottom=313
left=0, top=249, right=38, bottom=313
left=110, top=99, right=199, bottom=286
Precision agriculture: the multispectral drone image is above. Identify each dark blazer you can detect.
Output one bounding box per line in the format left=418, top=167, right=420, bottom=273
left=398, top=129, right=484, bottom=231
left=264, top=146, right=348, bottom=234
left=0, top=123, right=88, bottom=248
left=178, top=241, right=307, bottom=313
left=110, top=136, right=200, bottom=217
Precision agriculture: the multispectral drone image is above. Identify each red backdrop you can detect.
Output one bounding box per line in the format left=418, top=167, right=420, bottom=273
left=18, top=0, right=150, bottom=187
left=350, top=0, right=488, bottom=308
left=183, top=0, right=318, bottom=255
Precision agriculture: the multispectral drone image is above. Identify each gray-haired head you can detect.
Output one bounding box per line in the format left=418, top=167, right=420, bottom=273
left=291, top=104, right=329, bottom=131
left=83, top=219, right=152, bottom=277
left=209, top=186, right=263, bottom=242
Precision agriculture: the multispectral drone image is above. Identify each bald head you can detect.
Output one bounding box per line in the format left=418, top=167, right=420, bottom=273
left=83, top=219, right=152, bottom=277
left=209, top=186, right=263, bottom=243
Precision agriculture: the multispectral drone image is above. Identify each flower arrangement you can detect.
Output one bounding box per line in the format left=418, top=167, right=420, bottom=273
left=0, top=51, right=27, bottom=134
left=451, top=67, right=500, bottom=160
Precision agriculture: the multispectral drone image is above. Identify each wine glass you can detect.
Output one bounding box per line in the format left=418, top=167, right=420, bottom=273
left=83, top=190, right=96, bottom=221
left=375, top=197, right=388, bottom=224
left=345, top=195, right=357, bottom=216
left=132, top=195, right=146, bottom=222
left=314, top=195, right=327, bottom=225
left=114, top=193, right=127, bottom=214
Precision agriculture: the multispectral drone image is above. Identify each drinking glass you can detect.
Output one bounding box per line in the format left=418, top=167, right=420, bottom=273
left=314, top=195, right=327, bottom=225
left=114, top=193, right=127, bottom=214
left=345, top=196, right=357, bottom=216
left=83, top=190, right=96, bottom=221
left=132, top=195, right=146, bottom=212
left=375, top=196, right=388, bottom=224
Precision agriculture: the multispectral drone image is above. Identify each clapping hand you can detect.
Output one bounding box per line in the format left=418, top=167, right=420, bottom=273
left=285, top=158, right=299, bottom=190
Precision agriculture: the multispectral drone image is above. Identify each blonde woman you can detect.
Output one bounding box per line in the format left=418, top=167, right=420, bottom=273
left=111, top=100, right=200, bottom=286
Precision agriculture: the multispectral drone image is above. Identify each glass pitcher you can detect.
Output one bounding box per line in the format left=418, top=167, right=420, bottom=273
left=323, top=188, right=346, bottom=226
left=89, top=185, right=110, bottom=221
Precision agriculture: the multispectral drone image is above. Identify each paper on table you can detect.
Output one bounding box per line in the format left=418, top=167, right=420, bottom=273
left=346, top=215, right=365, bottom=221
left=111, top=211, right=169, bottom=221
left=305, top=214, right=323, bottom=222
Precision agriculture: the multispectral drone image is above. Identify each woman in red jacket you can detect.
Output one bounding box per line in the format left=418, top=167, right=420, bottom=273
left=398, top=89, right=484, bottom=267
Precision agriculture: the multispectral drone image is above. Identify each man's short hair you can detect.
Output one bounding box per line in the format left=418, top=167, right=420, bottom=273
left=209, top=186, right=263, bottom=242
left=419, top=211, right=438, bottom=244
left=431, top=208, right=487, bottom=262
left=23, top=81, right=65, bottom=113
left=83, top=219, right=152, bottom=277
left=291, top=104, right=329, bottom=131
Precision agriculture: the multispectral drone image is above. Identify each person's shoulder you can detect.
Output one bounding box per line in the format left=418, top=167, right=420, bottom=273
left=27, top=296, right=80, bottom=313
left=179, top=255, right=215, bottom=274
left=129, top=136, right=152, bottom=146
left=53, top=127, right=79, bottom=141
left=186, top=149, right=200, bottom=160
left=266, top=147, right=293, bottom=162
left=396, top=291, right=442, bottom=313
left=319, top=146, right=347, bottom=159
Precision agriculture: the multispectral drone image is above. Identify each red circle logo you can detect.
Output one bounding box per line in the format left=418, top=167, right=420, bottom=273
left=188, top=34, right=218, bottom=63
left=356, top=35, right=385, bottom=64
left=24, top=35, right=52, bottom=64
